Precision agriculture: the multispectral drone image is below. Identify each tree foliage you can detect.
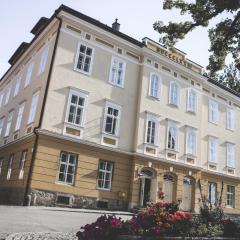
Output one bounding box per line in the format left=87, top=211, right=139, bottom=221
left=154, top=0, right=240, bottom=76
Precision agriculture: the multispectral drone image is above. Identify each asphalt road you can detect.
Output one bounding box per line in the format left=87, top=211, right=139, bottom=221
left=0, top=206, right=132, bottom=234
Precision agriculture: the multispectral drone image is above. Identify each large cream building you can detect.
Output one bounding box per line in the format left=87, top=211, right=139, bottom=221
left=0, top=5, right=240, bottom=213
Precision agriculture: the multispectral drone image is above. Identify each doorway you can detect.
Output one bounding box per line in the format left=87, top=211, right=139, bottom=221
left=183, top=177, right=193, bottom=211
left=143, top=178, right=151, bottom=206
left=163, top=174, right=174, bottom=202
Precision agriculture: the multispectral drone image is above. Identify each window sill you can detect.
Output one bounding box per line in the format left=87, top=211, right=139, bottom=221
left=148, top=95, right=160, bottom=101
left=226, top=206, right=234, bottom=209
left=108, top=81, right=124, bottom=89
left=185, top=153, right=197, bottom=158
left=73, top=67, right=91, bottom=76
left=55, top=181, right=74, bottom=187
left=102, top=131, right=119, bottom=138
left=209, top=121, right=218, bottom=126
left=64, top=122, right=84, bottom=129
left=186, top=110, right=197, bottom=115
left=144, top=142, right=159, bottom=148
left=226, top=127, right=234, bottom=132
left=168, top=103, right=179, bottom=108
left=166, top=148, right=179, bottom=153
left=97, top=187, right=111, bottom=191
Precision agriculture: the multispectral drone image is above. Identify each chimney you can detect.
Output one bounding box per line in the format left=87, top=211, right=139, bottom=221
left=112, top=18, right=120, bottom=31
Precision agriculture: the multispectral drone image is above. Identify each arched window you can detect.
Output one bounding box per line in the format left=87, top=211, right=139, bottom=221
left=140, top=169, right=154, bottom=178
left=169, top=82, right=179, bottom=106
left=168, top=126, right=177, bottom=150
left=149, top=73, right=161, bottom=98
left=163, top=174, right=174, bottom=181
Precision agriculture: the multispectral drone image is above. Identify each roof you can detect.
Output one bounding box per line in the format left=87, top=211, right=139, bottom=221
left=31, top=17, right=49, bottom=35
left=8, top=42, right=29, bottom=65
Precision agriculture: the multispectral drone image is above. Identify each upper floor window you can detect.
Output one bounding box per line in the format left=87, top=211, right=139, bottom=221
left=208, top=136, right=218, bottom=163
left=7, top=154, right=14, bottom=180
left=167, top=124, right=178, bottom=151
left=226, top=142, right=235, bottom=168
left=109, top=57, right=126, bottom=87
left=5, top=111, right=14, bottom=137
left=28, top=91, right=40, bottom=124
left=0, top=117, right=5, bottom=136
left=209, top=99, right=218, bottom=124
left=0, top=158, right=3, bottom=175
left=19, top=150, right=27, bottom=179
left=169, top=82, right=180, bottom=106
left=75, top=43, right=94, bottom=75
left=24, top=62, right=34, bottom=87
left=38, top=46, right=49, bottom=75
left=13, top=75, right=22, bottom=97
left=4, top=86, right=11, bottom=105
left=187, top=89, right=197, bottom=113
left=103, top=102, right=121, bottom=136
left=149, top=73, right=161, bottom=99
left=97, top=160, right=113, bottom=190
left=0, top=92, right=4, bottom=107
left=15, top=102, right=25, bottom=131
left=227, top=185, right=235, bottom=208
left=57, top=151, right=77, bottom=185
left=226, top=108, right=234, bottom=130
left=66, top=90, right=88, bottom=127
left=186, top=127, right=197, bottom=156
left=145, top=114, right=159, bottom=145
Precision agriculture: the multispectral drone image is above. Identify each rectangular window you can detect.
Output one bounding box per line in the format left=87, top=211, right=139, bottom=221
left=24, top=62, right=34, bottom=87
left=0, top=117, right=5, bottom=136
left=13, top=75, right=22, bottom=97
left=226, top=142, right=235, bottom=168
left=0, top=158, right=3, bottom=175
left=208, top=136, right=218, bottom=163
left=226, top=108, right=234, bottom=130
left=15, top=102, right=25, bottom=131
left=28, top=91, right=40, bottom=124
left=227, top=185, right=235, bottom=208
left=209, top=99, right=218, bottom=124
left=186, top=127, right=197, bottom=155
left=19, top=150, right=27, bottom=179
left=75, top=43, right=94, bottom=74
left=97, top=160, right=113, bottom=190
left=57, top=152, right=77, bottom=184
left=146, top=120, right=156, bottom=145
left=187, top=89, right=197, bottom=113
left=168, top=125, right=178, bottom=150
left=103, top=102, right=121, bottom=136
left=149, top=73, right=161, bottom=98
left=169, top=82, right=180, bottom=106
left=38, top=46, right=49, bottom=75
left=0, top=92, right=4, bottom=107
left=5, top=111, right=14, bottom=137
left=208, top=182, right=217, bottom=204
left=66, top=90, right=87, bottom=127
left=109, top=57, right=126, bottom=87
left=4, top=87, right=11, bottom=105
left=7, top=154, right=14, bottom=180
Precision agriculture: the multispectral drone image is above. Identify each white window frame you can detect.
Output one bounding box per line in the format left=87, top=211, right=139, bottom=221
left=167, top=121, right=178, bottom=151
left=15, top=102, right=25, bottom=131
left=226, top=108, right=234, bottom=130
left=226, top=185, right=235, bottom=208
left=208, top=182, right=217, bottom=204
left=65, top=89, right=88, bottom=128
left=145, top=113, right=160, bottom=146
left=102, top=101, right=121, bottom=137
left=109, top=56, right=126, bottom=88
left=149, top=72, right=161, bottom=99
left=19, top=150, right=27, bottom=180
left=0, top=92, right=4, bottom=107
left=186, top=127, right=197, bottom=156
left=4, top=86, right=11, bottom=105
left=169, top=81, right=180, bottom=106
left=226, top=142, right=235, bottom=169
left=208, top=136, right=218, bottom=163
left=27, top=91, right=40, bottom=124
left=5, top=110, right=14, bottom=137
left=13, top=75, right=22, bottom=97
left=209, top=99, right=218, bottom=124
left=57, top=151, right=77, bottom=185
left=7, top=154, right=14, bottom=180
left=74, top=42, right=94, bottom=76
left=0, top=158, right=3, bottom=175
left=97, top=160, right=113, bottom=191
left=0, top=117, right=5, bottom=136
left=38, top=45, right=49, bottom=75
left=187, top=88, right=197, bottom=113
left=24, top=61, right=34, bottom=88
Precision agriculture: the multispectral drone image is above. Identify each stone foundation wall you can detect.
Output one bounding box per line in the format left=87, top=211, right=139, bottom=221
left=30, top=189, right=128, bottom=210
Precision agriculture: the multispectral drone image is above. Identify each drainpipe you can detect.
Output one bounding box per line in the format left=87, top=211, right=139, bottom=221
left=23, top=16, right=62, bottom=205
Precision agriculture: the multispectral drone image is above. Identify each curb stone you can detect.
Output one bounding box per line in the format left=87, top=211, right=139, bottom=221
left=3, top=232, right=77, bottom=240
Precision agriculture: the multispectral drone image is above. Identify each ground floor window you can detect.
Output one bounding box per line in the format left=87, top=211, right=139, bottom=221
left=208, top=182, right=217, bottom=204
left=19, top=150, right=27, bottom=179
left=227, top=185, right=235, bottom=208
left=97, top=160, right=113, bottom=190
left=57, top=152, right=77, bottom=184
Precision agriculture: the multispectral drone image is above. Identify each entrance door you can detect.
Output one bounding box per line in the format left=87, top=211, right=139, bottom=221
left=183, top=177, right=192, bottom=211
left=163, top=174, right=174, bottom=202
left=143, top=178, right=151, bottom=206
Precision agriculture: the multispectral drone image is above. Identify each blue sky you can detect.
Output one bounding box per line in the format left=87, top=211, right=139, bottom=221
left=0, top=0, right=231, bottom=78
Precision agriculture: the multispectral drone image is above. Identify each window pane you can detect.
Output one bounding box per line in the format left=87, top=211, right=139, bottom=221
left=66, top=174, right=73, bottom=183
left=71, top=95, right=78, bottom=104
left=78, top=98, right=84, bottom=106
left=86, top=48, right=92, bottom=56
left=80, top=45, right=86, bottom=53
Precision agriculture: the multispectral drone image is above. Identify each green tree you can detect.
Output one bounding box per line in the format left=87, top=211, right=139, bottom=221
left=153, top=0, right=240, bottom=76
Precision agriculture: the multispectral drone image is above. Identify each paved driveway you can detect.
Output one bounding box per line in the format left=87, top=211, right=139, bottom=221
left=0, top=206, right=132, bottom=234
